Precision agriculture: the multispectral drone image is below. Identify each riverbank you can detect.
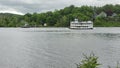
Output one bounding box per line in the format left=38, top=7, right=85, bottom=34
left=94, top=21, right=120, bottom=27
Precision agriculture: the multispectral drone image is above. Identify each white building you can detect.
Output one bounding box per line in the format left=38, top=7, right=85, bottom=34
left=70, top=19, right=93, bottom=29
left=21, top=22, right=30, bottom=28
left=44, top=23, right=47, bottom=27
left=97, top=12, right=107, bottom=18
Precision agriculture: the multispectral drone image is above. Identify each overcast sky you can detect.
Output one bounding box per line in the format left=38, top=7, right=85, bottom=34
left=0, top=0, right=119, bottom=15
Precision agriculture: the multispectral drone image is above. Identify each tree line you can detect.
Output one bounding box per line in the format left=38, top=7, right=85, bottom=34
left=0, top=4, right=120, bottom=27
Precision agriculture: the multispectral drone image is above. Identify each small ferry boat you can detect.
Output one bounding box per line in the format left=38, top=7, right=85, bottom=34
left=70, top=19, right=93, bottom=29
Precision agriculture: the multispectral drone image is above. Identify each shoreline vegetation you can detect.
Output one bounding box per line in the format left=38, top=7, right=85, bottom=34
left=77, top=53, right=119, bottom=68
left=0, top=4, right=120, bottom=27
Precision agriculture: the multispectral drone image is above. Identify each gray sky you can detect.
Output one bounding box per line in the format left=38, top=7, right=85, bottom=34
left=0, top=0, right=119, bottom=15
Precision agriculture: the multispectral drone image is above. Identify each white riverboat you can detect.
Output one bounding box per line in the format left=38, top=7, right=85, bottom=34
left=70, top=19, right=93, bottom=29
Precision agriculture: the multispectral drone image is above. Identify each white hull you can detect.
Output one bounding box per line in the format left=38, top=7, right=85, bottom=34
left=70, top=19, right=93, bottom=30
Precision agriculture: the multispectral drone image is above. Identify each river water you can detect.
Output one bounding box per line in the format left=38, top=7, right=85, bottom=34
left=0, top=27, right=120, bottom=68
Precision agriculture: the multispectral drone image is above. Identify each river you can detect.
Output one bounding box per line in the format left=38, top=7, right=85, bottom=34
left=0, top=27, right=120, bottom=68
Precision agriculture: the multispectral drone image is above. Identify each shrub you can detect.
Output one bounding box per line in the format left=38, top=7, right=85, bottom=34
left=76, top=53, right=100, bottom=68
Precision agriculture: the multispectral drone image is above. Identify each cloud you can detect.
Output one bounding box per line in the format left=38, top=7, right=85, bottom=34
left=0, top=0, right=119, bottom=15
left=0, top=10, right=24, bottom=15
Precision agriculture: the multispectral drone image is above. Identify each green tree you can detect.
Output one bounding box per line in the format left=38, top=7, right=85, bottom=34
left=55, top=16, right=69, bottom=27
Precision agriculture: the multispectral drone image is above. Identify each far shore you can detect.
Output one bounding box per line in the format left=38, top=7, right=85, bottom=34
left=0, top=26, right=120, bottom=28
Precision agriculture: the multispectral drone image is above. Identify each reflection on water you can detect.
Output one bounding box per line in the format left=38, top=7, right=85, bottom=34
left=0, top=28, right=120, bottom=68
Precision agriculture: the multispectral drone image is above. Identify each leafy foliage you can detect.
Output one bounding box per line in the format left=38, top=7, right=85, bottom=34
left=76, top=53, right=100, bottom=68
